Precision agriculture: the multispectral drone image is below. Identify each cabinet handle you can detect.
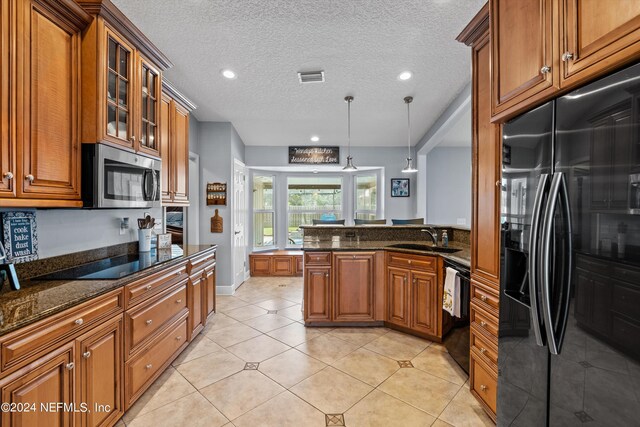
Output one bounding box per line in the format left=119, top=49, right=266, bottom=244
left=480, top=347, right=487, bottom=354
left=404, top=277, right=407, bottom=284
left=408, top=260, right=412, bottom=264
left=66, top=363, right=74, bottom=370
left=480, top=295, right=487, bottom=302
left=561, top=52, right=574, bottom=61
left=146, top=285, right=152, bottom=290
left=25, top=174, right=34, bottom=182
left=496, top=181, right=501, bottom=187
left=83, top=351, right=91, bottom=359
left=540, top=65, right=551, bottom=74
left=325, top=273, right=329, bottom=277
left=413, top=278, right=417, bottom=285
left=176, top=299, right=182, bottom=303
left=352, top=255, right=356, bottom=259
left=480, top=384, right=488, bottom=392
left=145, top=364, right=152, bottom=369
left=480, top=320, right=487, bottom=327
left=3, top=172, right=13, bottom=180
left=145, top=319, right=153, bottom=325
left=74, top=318, right=84, bottom=326
left=176, top=336, right=182, bottom=341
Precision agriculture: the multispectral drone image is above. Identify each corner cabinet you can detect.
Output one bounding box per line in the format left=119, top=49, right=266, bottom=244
left=1, top=0, right=91, bottom=207
left=77, top=0, right=172, bottom=155
left=490, top=0, right=640, bottom=122
left=161, top=81, right=194, bottom=206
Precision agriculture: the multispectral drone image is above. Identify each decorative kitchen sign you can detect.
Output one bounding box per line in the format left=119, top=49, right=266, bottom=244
left=288, top=146, right=339, bottom=164
left=2, top=211, right=38, bottom=262
left=157, top=233, right=172, bottom=249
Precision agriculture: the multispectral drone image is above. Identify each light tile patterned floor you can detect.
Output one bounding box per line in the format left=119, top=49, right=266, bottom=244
left=121, top=277, right=494, bottom=427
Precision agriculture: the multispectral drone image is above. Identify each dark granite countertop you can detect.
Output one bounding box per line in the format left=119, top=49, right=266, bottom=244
left=0, top=245, right=216, bottom=337
left=302, top=240, right=471, bottom=268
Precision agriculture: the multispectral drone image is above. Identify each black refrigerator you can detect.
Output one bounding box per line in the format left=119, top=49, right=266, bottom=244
left=497, top=62, right=640, bottom=426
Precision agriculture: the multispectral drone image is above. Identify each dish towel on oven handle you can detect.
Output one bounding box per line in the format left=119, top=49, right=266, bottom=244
left=443, top=267, right=461, bottom=317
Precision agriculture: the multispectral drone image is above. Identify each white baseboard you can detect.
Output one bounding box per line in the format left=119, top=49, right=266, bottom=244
left=216, top=284, right=235, bottom=296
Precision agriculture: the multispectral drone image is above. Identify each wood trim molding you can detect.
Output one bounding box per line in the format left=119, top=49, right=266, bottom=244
left=162, top=80, right=197, bottom=112
left=456, top=2, right=489, bottom=46
left=34, top=0, right=93, bottom=30
left=76, top=0, right=173, bottom=70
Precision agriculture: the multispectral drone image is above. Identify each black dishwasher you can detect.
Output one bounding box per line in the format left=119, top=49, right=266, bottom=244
left=442, top=258, right=471, bottom=374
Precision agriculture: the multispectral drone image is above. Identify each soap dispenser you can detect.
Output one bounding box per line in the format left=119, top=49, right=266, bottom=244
left=442, top=230, right=449, bottom=247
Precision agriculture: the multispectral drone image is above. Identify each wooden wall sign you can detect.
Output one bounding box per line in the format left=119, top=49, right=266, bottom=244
left=2, top=211, right=38, bottom=262
left=288, top=146, right=340, bottom=164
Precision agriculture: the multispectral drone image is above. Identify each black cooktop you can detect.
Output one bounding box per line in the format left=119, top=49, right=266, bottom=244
left=34, top=246, right=184, bottom=281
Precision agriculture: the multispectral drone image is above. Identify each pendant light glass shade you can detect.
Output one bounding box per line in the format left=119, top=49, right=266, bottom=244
left=402, top=96, right=418, bottom=173
left=343, top=96, right=357, bottom=171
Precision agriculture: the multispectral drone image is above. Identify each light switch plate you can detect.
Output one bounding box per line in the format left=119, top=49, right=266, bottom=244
left=456, top=218, right=466, bottom=225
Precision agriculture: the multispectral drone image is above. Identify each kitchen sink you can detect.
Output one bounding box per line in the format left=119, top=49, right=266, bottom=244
left=387, top=243, right=461, bottom=253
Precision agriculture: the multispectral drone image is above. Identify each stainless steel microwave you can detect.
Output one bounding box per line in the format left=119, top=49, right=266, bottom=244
left=82, top=144, right=161, bottom=208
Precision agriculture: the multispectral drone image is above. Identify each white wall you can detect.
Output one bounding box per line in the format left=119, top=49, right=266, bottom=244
left=0, top=207, right=162, bottom=259
left=245, top=146, right=418, bottom=221
left=194, top=121, right=246, bottom=294
left=425, top=147, right=471, bottom=226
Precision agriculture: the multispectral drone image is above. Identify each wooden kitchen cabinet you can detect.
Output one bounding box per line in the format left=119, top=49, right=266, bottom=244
left=490, top=0, right=640, bottom=122
left=490, top=0, right=557, bottom=120
left=0, top=0, right=91, bottom=207
left=76, top=315, right=123, bottom=427
left=0, top=342, right=75, bottom=427
left=160, top=81, right=194, bottom=206
left=304, top=266, right=332, bottom=322
left=411, top=271, right=438, bottom=336
left=77, top=0, right=171, bottom=153
left=204, top=264, right=216, bottom=318
left=333, top=252, right=375, bottom=322
left=387, top=267, right=410, bottom=328
left=188, top=272, right=204, bottom=340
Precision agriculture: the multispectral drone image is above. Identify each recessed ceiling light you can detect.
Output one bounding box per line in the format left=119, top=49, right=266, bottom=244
left=221, top=69, right=237, bottom=79
left=398, top=71, right=412, bottom=81
left=310, top=136, right=320, bottom=142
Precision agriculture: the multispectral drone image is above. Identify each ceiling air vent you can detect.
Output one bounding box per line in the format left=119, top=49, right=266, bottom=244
left=298, top=71, right=325, bottom=84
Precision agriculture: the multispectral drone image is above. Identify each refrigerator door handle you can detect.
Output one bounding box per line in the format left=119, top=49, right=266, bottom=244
left=528, top=173, right=549, bottom=347
left=540, top=172, right=572, bottom=355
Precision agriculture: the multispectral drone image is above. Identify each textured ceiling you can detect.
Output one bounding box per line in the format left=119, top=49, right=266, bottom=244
left=112, top=0, right=484, bottom=147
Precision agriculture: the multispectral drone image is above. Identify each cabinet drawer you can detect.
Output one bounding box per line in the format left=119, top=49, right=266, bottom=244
left=125, top=314, right=188, bottom=406
left=613, top=283, right=640, bottom=322
left=125, top=280, right=188, bottom=356
left=125, top=261, right=187, bottom=308
left=471, top=353, right=497, bottom=414
left=305, top=252, right=331, bottom=265
left=470, top=302, right=499, bottom=339
left=1, top=289, right=123, bottom=372
left=470, top=326, right=498, bottom=371
left=612, top=265, right=640, bottom=285
left=471, top=281, right=499, bottom=314
left=188, top=250, right=216, bottom=275
left=387, top=252, right=436, bottom=272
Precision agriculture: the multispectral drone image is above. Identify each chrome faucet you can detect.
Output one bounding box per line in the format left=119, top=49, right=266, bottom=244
left=421, top=227, right=438, bottom=246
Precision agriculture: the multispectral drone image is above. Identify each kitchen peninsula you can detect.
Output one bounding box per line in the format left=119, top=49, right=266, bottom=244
left=301, top=225, right=470, bottom=342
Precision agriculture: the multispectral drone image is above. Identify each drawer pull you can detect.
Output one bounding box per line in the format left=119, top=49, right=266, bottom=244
left=146, top=319, right=153, bottom=325
left=66, top=363, right=74, bottom=370
left=146, top=285, right=152, bottom=291
left=145, top=364, right=152, bottom=370
left=408, top=260, right=412, bottom=264
left=480, top=347, right=487, bottom=354
left=82, top=351, right=91, bottom=359
left=480, top=295, right=487, bottom=302
left=176, top=336, right=182, bottom=341
left=480, top=320, right=487, bottom=327
left=74, top=318, right=84, bottom=326
left=176, top=299, right=183, bottom=303
left=480, top=384, right=488, bottom=392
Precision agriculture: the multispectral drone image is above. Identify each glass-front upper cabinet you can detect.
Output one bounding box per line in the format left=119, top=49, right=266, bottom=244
left=105, top=30, right=133, bottom=148
left=137, top=56, right=161, bottom=156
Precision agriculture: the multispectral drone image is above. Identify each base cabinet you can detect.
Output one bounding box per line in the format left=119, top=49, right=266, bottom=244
left=204, top=265, right=216, bottom=317
left=387, top=267, right=410, bottom=328
left=333, top=253, right=375, bottom=322
left=411, top=271, right=438, bottom=336
left=76, top=316, right=123, bottom=427
left=0, top=342, right=75, bottom=427
left=188, top=274, right=204, bottom=340
left=303, top=266, right=332, bottom=322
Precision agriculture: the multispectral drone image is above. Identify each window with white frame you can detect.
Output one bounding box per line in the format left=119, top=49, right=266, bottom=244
left=253, top=175, right=275, bottom=248
left=287, top=176, right=342, bottom=245
left=354, top=174, right=378, bottom=220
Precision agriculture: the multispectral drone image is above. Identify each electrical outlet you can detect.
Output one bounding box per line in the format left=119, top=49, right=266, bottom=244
left=456, top=218, right=466, bottom=225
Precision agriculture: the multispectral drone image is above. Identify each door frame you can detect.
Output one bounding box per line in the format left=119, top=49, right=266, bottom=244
left=232, top=159, right=248, bottom=290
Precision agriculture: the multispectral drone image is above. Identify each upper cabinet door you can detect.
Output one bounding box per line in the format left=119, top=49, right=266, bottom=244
left=136, top=54, right=161, bottom=157
left=561, top=0, right=640, bottom=88
left=172, top=103, right=189, bottom=204
left=104, top=28, right=134, bottom=149
left=0, top=0, right=14, bottom=197
left=18, top=0, right=82, bottom=199
left=491, top=0, right=557, bottom=120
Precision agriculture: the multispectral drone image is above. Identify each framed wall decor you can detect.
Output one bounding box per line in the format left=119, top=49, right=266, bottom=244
left=2, top=211, right=38, bottom=263
left=391, top=178, right=410, bottom=197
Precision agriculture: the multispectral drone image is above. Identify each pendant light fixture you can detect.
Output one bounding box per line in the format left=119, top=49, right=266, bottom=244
left=402, top=96, right=418, bottom=173
left=343, top=96, right=357, bottom=171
